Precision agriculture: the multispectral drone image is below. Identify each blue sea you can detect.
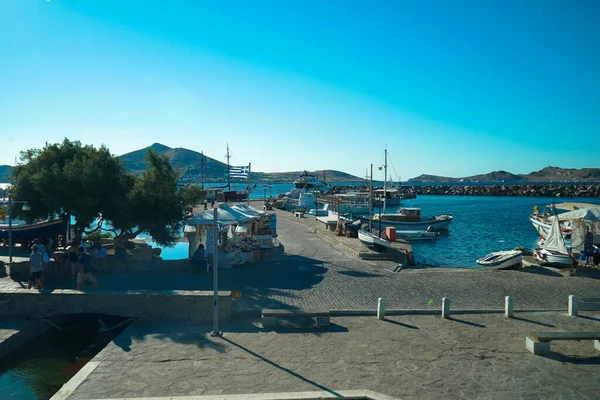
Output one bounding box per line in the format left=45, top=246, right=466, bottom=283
left=200, top=182, right=600, bottom=268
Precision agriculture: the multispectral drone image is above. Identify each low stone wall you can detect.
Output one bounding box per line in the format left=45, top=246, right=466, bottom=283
left=0, top=290, right=233, bottom=322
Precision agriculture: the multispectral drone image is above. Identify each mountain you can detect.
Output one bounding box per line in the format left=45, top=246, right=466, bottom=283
left=408, top=167, right=600, bottom=183
left=0, top=165, right=11, bottom=182
left=119, top=144, right=363, bottom=183
left=119, top=143, right=230, bottom=181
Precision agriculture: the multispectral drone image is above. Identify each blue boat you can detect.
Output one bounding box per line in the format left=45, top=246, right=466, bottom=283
left=0, top=215, right=69, bottom=242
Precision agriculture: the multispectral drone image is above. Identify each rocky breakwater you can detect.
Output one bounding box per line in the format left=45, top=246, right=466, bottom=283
left=413, top=184, right=600, bottom=198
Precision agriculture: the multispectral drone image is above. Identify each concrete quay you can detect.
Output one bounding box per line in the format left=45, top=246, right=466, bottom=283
left=57, top=311, right=600, bottom=400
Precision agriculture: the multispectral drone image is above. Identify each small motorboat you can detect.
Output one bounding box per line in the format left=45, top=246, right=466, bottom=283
left=532, top=208, right=573, bottom=267
left=396, top=228, right=439, bottom=241
left=476, top=250, right=523, bottom=270
left=358, top=229, right=391, bottom=252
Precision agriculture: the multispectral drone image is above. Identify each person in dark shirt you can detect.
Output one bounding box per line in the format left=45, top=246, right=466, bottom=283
left=191, top=244, right=209, bottom=273
left=77, top=246, right=98, bottom=290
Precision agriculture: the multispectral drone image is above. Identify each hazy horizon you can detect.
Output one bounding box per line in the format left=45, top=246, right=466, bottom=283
left=1, top=1, right=598, bottom=181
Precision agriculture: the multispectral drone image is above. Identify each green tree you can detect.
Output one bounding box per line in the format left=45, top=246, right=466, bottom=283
left=107, top=150, right=203, bottom=246
left=9, top=139, right=131, bottom=239
left=0, top=205, right=7, bottom=221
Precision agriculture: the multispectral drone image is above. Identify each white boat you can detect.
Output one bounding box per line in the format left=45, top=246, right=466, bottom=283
left=533, top=209, right=572, bottom=267
left=281, top=171, right=332, bottom=200
left=335, top=192, right=371, bottom=214
left=529, top=202, right=600, bottom=240
left=476, top=250, right=522, bottom=270
left=358, top=229, right=391, bottom=252
left=395, top=229, right=439, bottom=241
left=372, top=208, right=453, bottom=231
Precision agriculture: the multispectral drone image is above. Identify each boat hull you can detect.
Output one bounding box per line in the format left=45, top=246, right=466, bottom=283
left=0, top=216, right=68, bottom=241
left=533, top=248, right=572, bottom=267
left=396, top=230, right=439, bottom=241
left=358, top=229, right=391, bottom=252
left=372, top=216, right=452, bottom=231
left=476, top=250, right=522, bottom=270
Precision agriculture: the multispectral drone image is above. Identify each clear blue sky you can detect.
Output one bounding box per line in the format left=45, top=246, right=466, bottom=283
left=1, top=0, right=598, bottom=180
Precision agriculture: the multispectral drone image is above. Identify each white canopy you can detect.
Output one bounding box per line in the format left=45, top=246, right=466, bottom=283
left=187, top=207, right=245, bottom=226
left=550, top=207, right=600, bottom=222
left=232, top=204, right=266, bottom=218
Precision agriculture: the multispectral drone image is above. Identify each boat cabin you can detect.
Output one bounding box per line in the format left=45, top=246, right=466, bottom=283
left=374, top=208, right=421, bottom=222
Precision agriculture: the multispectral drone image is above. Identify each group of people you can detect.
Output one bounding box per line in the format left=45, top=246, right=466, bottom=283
left=29, top=235, right=107, bottom=291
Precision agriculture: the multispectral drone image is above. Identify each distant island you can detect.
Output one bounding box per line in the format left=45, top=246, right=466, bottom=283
left=408, top=167, right=600, bottom=183
left=2, top=144, right=599, bottom=184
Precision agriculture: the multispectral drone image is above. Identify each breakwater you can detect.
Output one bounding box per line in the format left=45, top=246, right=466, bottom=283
left=411, top=184, right=600, bottom=197
left=330, top=184, right=600, bottom=198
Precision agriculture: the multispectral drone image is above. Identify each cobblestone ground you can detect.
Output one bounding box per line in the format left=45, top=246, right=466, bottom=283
left=2, top=215, right=600, bottom=311
left=68, top=312, right=600, bottom=399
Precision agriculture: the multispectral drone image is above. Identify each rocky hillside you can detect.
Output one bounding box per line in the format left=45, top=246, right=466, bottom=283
left=119, top=144, right=363, bottom=183
left=409, top=167, right=600, bottom=183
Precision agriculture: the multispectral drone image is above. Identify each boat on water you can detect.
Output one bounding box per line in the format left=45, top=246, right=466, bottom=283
left=372, top=208, right=453, bottom=231
left=396, top=229, right=439, bottom=241
left=334, top=192, right=371, bottom=214
left=280, top=171, right=331, bottom=200
left=529, top=202, right=600, bottom=241
left=0, top=215, right=69, bottom=242
left=533, top=209, right=572, bottom=267
left=476, top=250, right=522, bottom=270
left=358, top=229, right=391, bottom=252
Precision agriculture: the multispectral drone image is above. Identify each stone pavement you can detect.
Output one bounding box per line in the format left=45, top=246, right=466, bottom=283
left=2, top=211, right=600, bottom=312
left=64, top=312, right=600, bottom=399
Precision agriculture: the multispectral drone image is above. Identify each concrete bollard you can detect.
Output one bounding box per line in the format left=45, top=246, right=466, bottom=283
left=505, top=296, right=514, bottom=318
left=568, top=295, right=578, bottom=317
left=442, top=297, right=450, bottom=319
left=377, top=297, right=386, bottom=320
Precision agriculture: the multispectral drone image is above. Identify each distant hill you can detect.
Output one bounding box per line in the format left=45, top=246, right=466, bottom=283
left=119, top=144, right=363, bottom=183
left=408, top=167, right=600, bottom=183
left=0, top=165, right=11, bottom=182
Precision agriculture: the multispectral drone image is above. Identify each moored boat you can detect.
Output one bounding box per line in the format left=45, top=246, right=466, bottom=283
left=372, top=208, right=452, bottom=231
left=533, top=208, right=572, bottom=267
left=358, top=229, right=391, bottom=252
left=476, top=250, right=522, bottom=270
left=396, top=229, right=439, bottom=241
left=0, top=215, right=69, bottom=242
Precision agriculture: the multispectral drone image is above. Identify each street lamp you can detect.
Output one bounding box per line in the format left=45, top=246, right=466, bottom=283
left=263, top=185, right=267, bottom=202
left=7, top=193, right=30, bottom=264
left=268, top=184, right=272, bottom=199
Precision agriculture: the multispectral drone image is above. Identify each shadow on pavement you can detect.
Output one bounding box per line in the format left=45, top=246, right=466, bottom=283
left=544, top=353, right=600, bottom=365
left=519, top=266, right=563, bottom=277
left=382, top=318, right=419, bottom=329
left=448, top=317, right=486, bottom=328
left=337, top=270, right=383, bottom=278
left=220, top=336, right=343, bottom=396
left=512, top=316, right=556, bottom=328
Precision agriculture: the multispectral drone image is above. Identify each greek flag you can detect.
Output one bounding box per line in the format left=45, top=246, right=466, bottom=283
left=229, top=165, right=249, bottom=179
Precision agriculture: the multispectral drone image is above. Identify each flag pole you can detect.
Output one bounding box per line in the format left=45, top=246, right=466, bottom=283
left=247, top=162, right=251, bottom=206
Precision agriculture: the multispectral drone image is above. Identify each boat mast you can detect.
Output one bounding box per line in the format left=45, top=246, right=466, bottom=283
left=226, top=144, right=231, bottom=190
left=369, top=163, right=373, bottom=231
left=383, top=146, right=387, bottom=214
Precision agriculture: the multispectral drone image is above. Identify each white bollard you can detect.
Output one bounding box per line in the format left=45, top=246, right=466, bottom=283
left=568, top=295, right=578, bottom=317
left=442, top=297, right=450, bottom=319
left=505, top=296, right=514, bottom=318
left=377, top=297, right=386, bottom=320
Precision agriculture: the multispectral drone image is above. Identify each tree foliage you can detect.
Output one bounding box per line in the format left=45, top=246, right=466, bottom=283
left=9, top=140, right=205, bottom=246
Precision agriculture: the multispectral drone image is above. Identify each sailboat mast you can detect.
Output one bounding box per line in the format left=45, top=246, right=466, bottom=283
left=383, top=147, right=387, bottom=214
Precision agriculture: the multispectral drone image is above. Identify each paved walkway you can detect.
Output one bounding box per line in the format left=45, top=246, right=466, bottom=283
left=2, top=211, right=600, bottom=311
left=65, top=312, right=600, bottom=399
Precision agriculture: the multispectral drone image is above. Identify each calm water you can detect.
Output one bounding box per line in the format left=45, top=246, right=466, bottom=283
left=390, top=196, right=600, bottom=268
left=0, top=315, right=129, bottom=399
